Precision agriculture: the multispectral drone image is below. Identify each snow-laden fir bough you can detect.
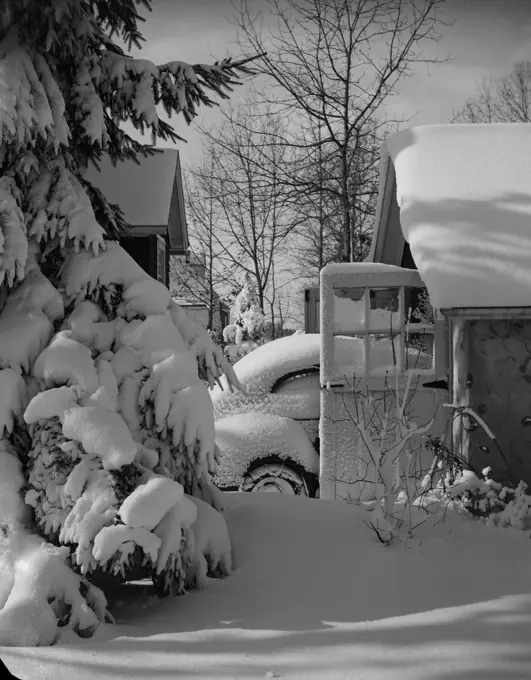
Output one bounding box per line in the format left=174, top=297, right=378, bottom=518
left=0, top=0, right=253, bottom=646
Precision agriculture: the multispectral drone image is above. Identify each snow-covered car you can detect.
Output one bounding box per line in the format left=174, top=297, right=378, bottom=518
left=210, top=333, right=326, bottom=496
left=210, top=332, right=434, bottom=497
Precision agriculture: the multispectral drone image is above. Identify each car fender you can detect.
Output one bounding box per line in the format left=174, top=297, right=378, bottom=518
left=213, top=412, right=319, bottom=489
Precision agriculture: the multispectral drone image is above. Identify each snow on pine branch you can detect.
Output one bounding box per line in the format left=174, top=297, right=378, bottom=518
left=100, top=52, right=259, bottom=135
left=157, top=57, right=259, bottom=124
left=72, top=63, right=107, bottom=146
left=0, top=175, right=26, bottom=287
left=0, top=32, right=68, bottom=151
left=23, top=157, right=105, bottom=260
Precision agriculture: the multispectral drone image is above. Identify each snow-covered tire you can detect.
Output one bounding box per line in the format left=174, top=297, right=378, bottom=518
left=240, top=456, right=318, bottom=497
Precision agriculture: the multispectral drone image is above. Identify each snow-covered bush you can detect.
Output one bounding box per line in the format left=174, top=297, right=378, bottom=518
left=422, top=463, right=531, bottom=531
left=0, top=0, right=253, bottom=647
left=338, top=373, right=531, bottom=540
left=223, top=273, right=266, bottom=363
left=420, top=404, right=531, bottom=529
left=415, top=415, right=531, bottom=531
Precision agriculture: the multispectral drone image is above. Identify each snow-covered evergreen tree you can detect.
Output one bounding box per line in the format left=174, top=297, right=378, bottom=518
left=223, top=273, right=266, bottom=362
left=0, top=0, right=250, bottom=646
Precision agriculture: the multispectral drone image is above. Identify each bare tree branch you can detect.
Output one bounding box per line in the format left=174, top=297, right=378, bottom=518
left=452, top=60, right=531, bottom=123
left=233, top=0, right=447, bottom=263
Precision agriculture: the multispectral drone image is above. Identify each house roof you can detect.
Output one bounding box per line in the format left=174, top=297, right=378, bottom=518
left=373, top=123, right=531, bottom=309
left=85, top=149, right=189, bottom=254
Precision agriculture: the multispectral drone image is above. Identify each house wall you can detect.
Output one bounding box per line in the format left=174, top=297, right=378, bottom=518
left=461, top=318, right=531, bottom=486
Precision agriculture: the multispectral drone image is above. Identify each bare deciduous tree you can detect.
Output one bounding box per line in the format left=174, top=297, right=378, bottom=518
left=171, top=147, right=238, bottom=331
left=263, top=259, right=305, bottom=338
left=194, top=104, right=303, bottom=326
left=235, top=0, right=446, bottom=262
left=452, top=60, right=531, bottom=123
left=290, top=121, right=380, bottom=283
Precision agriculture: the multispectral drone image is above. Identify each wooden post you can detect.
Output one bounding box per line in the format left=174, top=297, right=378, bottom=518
left=452, top=319, right=470, bottom=462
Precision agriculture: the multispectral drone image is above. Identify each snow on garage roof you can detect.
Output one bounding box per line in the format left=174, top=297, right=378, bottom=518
left=386, top=124, right=531, bottom=310
left=85, top=150, right=179, bottom=227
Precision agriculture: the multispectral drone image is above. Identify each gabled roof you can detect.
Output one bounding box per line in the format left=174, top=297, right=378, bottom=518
left=367, top=142, right=408, bottom=267
left=85, top=149, right=189, bottom=254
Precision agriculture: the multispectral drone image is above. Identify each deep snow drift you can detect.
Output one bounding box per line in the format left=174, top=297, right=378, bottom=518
left=3, top=492, right=531, bottom=680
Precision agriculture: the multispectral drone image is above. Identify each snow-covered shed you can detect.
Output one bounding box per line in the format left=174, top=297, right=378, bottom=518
left=85, top=149, right=189, bottom=287
left=365, top=123, right=531, bottom=486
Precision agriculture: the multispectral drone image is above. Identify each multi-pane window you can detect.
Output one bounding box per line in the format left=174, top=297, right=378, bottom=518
left=332, top=285, right=435, bottom=376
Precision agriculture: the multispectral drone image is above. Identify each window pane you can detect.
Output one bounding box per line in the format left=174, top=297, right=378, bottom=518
left=368, top=333, right=400, bottom=374
left=405, top=332, right=434, bottom=370
left=273, top=370, right=320, bottom=395
left=332, top=334, right=367, bottom=380
left=369, top=288, right=400, bottom=331
left=405, top=287, right=434, bottom=325
left=333, top=287, right=366, bottom=333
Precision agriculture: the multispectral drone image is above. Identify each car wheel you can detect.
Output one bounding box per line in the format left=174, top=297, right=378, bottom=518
left=240, top=457, right=318, bottom=497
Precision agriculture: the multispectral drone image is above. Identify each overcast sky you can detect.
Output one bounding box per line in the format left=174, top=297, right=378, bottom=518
left=125, top=0, right=531, bottom=168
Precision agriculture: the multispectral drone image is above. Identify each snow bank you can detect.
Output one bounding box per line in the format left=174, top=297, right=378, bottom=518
left=6, top=493, right=531, bottom=679
left=387, top=124, right=531, bottom=309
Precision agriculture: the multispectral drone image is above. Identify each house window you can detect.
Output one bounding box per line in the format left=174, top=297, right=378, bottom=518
left=156, top=238, right=167, bottom=285
left=220, top=307, right=229, bottom=329
left=332, top=284, right=435, bottom=376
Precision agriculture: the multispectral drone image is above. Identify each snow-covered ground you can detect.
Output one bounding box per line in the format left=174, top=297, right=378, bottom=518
left=3, top=492, right=531, bottom=679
